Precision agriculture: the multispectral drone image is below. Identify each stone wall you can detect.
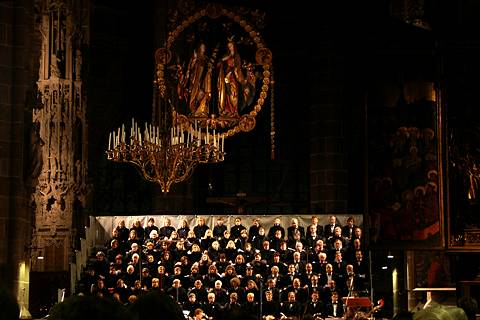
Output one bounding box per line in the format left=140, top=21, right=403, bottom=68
left=0, top=0, right=36, bottom=304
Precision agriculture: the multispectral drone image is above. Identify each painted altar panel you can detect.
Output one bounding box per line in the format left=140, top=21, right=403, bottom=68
left=367, top=79, right=444, bottom=248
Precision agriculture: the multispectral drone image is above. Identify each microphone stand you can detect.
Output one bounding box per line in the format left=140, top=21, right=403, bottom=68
left=139, top=243, right=143, bottom=285
left=258, top=275, right=263, bottom=320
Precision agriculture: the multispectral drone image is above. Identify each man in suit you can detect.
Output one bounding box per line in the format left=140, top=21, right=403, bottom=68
left=307, top=216, right=324, bottom=239
left=263, top=278, right=281, bottom=303
left=352, top=250, right=369, bottom=293
left=345, top=264, right=366, bottom=297
left=300, top=262, right=316, bottom=287
left=305, top=224, right=322, bottom=251
left=287, top=218, right=305, bottom=242
left=332, top=251, right=347, bottom=278
left=328, top=238, right=348, bottom=262
left=346, top=238, right=364, bottom=264
left=283, top=263, right=301, bottom=290
left=323, top=291, right=344, bottom=318
left=319, top=263, right=339, bottom=289
left=306, top=274, right=322, bottom=296
left=292, top=251, right=306, bottom=275
left=280, top=291, right=303, bottom=319
left=263, top=290, right=281, bottom=319
left=324, top=215, right=340, bottom=240
left=282, top=277, right=308, bottom=304
left=341, top=216, right=357, bottom=241
left=303, top=291, right=324, bottom=320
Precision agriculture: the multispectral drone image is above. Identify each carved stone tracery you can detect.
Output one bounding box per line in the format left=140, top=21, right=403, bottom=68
left=32, top=0, right=88, bottom=271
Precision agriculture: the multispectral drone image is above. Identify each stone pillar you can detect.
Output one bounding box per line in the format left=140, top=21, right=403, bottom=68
left=0, top=0, right=37, bottom=314
left=309, top=26, right=348, bottom=213
left=406, top=250, right=417, bottom=311
left=31, top=0, right=89, bottom=272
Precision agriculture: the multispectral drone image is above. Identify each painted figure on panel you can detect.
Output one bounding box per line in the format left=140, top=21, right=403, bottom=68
left=178, top=43, right=213, bottom=117
left=217, top=39, right=255, bottom=117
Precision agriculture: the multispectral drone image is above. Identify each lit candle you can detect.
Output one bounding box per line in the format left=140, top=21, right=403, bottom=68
left=109, top=132, right=112, bottom=150
left=206, top=124, right=209, bottom=144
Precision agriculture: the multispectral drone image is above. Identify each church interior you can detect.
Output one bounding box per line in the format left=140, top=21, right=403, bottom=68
left=2, top=0, right=480, bottom=319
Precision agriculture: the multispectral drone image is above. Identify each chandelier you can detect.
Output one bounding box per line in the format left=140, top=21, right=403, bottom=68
left=106, top=3, right=272, bottom=192
left=106, top=99, right=225, bottom=193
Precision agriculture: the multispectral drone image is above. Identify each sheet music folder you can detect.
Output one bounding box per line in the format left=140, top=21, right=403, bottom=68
left=342, top=297, right=372, bottom=307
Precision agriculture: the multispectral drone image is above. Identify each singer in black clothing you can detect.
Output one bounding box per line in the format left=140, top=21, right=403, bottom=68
left=323, top=291, right=344, bottom=318
left=280, top=291, right=303, bottom=319
left=303, top=291, right=324, bottom=320
left=263, top=290, right=281, bottom=319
